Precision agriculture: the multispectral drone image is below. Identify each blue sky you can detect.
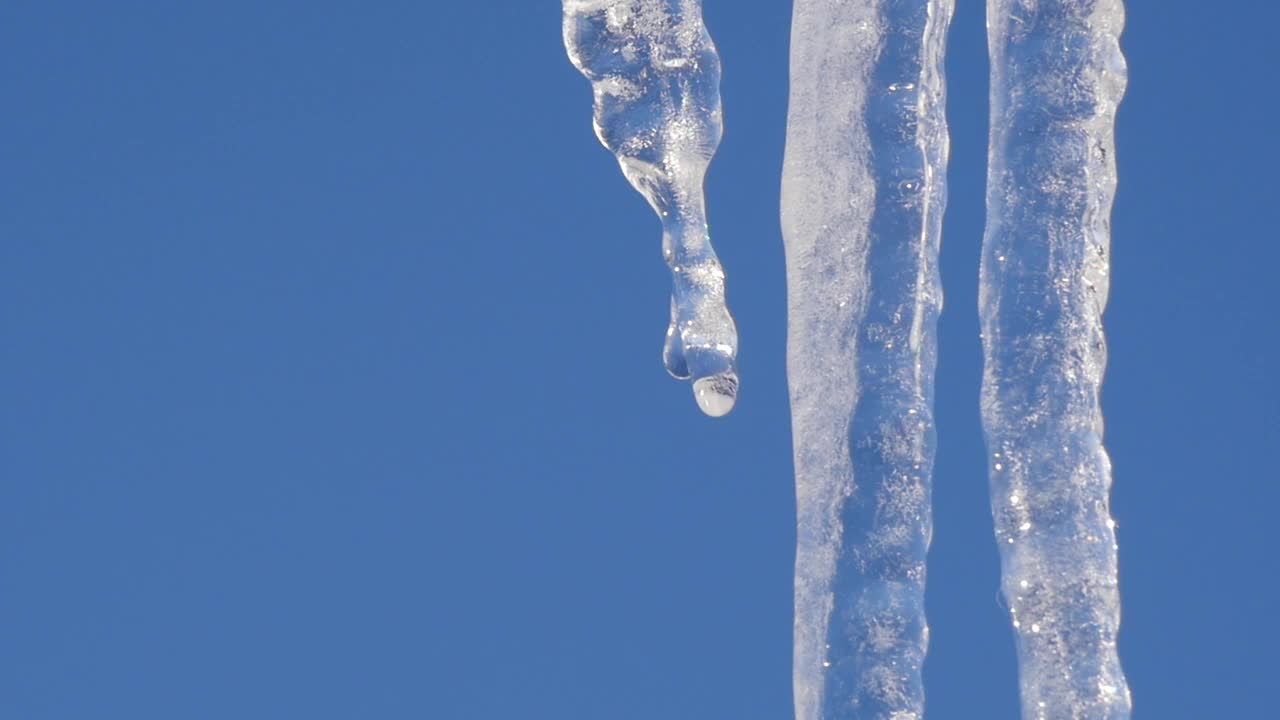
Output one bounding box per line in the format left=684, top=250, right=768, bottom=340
left=2, top=2, right=1276, bottom=718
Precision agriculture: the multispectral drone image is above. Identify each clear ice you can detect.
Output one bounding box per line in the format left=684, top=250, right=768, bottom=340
left=780, top=0, right=952, bottom=717
left=981, top=0, right=1130, bottom=717
left=562, top=0, right=739, bottom=417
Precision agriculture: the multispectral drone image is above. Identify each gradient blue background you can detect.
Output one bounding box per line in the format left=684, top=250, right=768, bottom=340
left=2, top=2, right=1275, bottom=718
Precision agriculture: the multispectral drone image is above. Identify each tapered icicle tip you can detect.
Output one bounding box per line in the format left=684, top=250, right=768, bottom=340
left=693, top=373, right=738, bottom=418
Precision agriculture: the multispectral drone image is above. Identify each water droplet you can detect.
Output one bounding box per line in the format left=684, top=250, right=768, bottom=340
left=693, top=373, right=737, bottom=417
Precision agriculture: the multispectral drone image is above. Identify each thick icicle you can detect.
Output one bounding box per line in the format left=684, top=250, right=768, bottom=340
left=780, top=0, right=951, bottom=717
left=562, top=0, right=739, bottom=417
left=981, top=0, right=1129, bottom=717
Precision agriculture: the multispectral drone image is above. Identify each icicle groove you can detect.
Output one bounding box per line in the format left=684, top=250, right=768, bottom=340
left=562, top=0, right=739, bottom=416
left=981, top=0, right=1130, bottom=717
left=781, top=0, right=952, bottom=717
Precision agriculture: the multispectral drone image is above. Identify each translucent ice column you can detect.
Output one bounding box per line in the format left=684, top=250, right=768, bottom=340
left=981, top=0, right=1129, bottom=717
left=780, top=0, right=951, bottom=716
left=562, top=0, right=739, bottom=417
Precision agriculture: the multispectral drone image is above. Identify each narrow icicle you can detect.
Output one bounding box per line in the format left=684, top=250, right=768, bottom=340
left=981, top=0, right=1130, bottom=717
left=781, top=0, right=952, bottom=717
left=562, top=0, right=739, bottom=417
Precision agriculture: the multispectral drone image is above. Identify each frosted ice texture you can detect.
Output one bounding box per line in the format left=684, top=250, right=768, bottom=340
left=780, top=0, right=951, bottom=717
left=981, top=0, right=1130, bottom=717
left=563, top=0, right=739, bottom=417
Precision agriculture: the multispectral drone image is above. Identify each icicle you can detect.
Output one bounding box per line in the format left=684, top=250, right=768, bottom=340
left=562, top=0, right=739, bottom=417
left=780, top=0, right=953, bottom=717
left=981, top=0, right=1130, bottom=717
